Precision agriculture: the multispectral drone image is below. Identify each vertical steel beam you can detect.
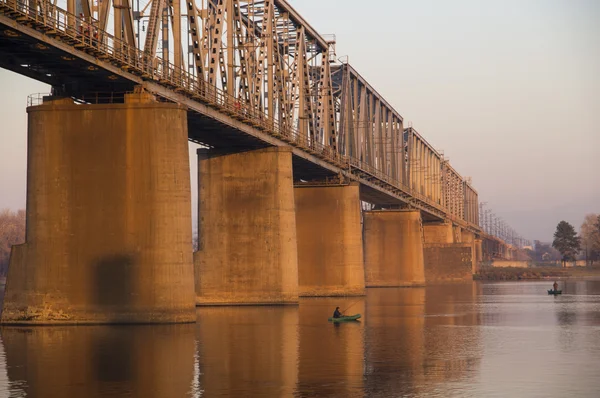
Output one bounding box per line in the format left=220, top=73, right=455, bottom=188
left=317, top=49, right=335, bottom=150
left=98, top=0, right=111, bottom=36
left=68, top=0, right=76, bottom=28
left=374, top=98, right=381, bottom=170
left=187, top=0, right=205, bottom=83
left=338, top=66, right=349, bottom=156
left=114, top=0, right=123, bottom=52
left=365, top=93, right=373, bottom=167
left=225, top=0, right=235, bottom=96
left=352, top=77, right=359, bottom=159
left=386, top=111, right=394, bottom=178
left=398, top=119, right=404, bottom=186
left=407, top=129, right=413, bottom=190
left=172, top=0, right=181, bottom=70
left=162, top=2, right=169, bottom=70
left=144, top=0, right=165, bottom=58
left=80, top=0, right=92, bottom=18
left=265, top=0, right=274, bottom=116
left=358, top=84, right=367, bottom=163
left=122, top=0, right=136, bottom=49
left=297, top=27, right=309, bottom=139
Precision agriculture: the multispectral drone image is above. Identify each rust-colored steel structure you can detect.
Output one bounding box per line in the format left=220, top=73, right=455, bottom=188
left=0, top=0, right=523, bottom=241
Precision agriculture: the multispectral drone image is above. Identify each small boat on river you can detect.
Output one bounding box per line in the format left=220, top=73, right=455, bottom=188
left=548, top=290, right=562, bottom=295
left=328, top=314, right=361, bottom=322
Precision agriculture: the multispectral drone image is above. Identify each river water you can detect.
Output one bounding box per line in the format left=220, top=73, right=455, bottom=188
left=0, top=280, right=598, bottom=397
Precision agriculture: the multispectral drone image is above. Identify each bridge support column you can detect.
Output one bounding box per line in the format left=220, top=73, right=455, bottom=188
left=475, top=239, right=483, bottom=264
left=363, top=210, right=425, bottom=287
left=194, top=147, right=298, bottom=305
left=294, top=183, right=365, bottom=296
left=461, top=229, right=478, bottom=273
left=422, top=222, right=473, bottom=282
left=453, top=225, right=462, bottom=243
left=1, top=93, right=196, bottom=324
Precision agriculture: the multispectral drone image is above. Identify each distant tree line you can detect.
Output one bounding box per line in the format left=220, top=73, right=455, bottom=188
left=528, top=240, right=561, bottom=263
left=0, top=209, right=26, bottom=276
left=549, top=215, right=600, bottom=268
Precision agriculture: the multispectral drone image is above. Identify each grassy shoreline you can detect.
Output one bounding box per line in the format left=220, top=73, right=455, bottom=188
left=474, top=266, right=600, bottom=281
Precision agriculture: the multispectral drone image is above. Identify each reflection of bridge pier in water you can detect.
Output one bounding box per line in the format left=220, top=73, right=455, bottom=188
left=0, top=324, right=196, bottom=398
left=196, top=306, right=299, bottom=397
left=363, top=288, right=426, bottom=396
left=296, top=297, right=366, bottom=396
left=422, top=282, right=483, bottom=387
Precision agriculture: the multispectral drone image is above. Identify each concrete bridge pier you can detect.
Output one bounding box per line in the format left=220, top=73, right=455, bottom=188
left=1, top=92, right=197, bottom=324
left=475, top=239, right=483, bottom=264
left=422, top=222, right=473, bottom=282
left=460, top=230, right=478, bottom=273
left=363, top=210, right=425, bottom=287
left=294, top=183, right=365, bottom=296
left=194, top=147, right=299, bottom=305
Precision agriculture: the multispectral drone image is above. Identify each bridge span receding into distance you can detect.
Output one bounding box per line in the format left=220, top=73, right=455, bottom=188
left=0, top=0, right=525, bottom=324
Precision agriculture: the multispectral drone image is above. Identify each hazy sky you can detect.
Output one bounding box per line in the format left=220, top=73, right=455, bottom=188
left=0, top=0, right=598, bottom=242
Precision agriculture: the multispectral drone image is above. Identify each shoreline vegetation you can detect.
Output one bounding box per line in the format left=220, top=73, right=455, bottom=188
left=474, top=266, right=600, bottom=281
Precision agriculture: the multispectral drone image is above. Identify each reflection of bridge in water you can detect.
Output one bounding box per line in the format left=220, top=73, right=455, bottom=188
left=0, top=0, right=526, bottom=323
left=0, top=288, right=483, bottom=396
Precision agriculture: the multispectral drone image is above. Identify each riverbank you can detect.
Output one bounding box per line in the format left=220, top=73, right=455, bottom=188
left=474, top=266, right=600, bottom=281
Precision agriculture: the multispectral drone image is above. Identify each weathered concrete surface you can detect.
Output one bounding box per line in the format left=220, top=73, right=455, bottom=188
left=194, top=147, right=298, bottom=305
left=423, top=243, right=473, bottom=283
left=1, top=93, right=196, bottom=324
left=423, top=222, right=454, bottom=244
left=461, top=230, right=478, bottom=273
left=475, top=239, right=483, bottom=263
left=1, top=324, right=196, bottom=397
left=453, top=225, right=462, bottom=243
left=363, top=210, right=425, bottom=287
left=294, top=183, right=365, bottom=296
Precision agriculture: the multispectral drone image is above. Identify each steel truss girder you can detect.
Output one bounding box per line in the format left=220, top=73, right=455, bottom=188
left=3, top=0, right=486, bottom=232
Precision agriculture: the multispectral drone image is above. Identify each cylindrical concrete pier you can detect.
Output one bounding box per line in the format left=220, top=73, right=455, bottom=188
left=1, top=93, right=196, bottom=324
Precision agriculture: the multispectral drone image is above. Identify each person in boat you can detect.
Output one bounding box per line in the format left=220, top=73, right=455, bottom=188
left=553, top=281, right=558, bottom=291
left=333, top=307, right=344, bottom=318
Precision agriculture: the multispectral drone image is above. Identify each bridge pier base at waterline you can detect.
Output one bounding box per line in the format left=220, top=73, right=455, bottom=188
left=422, top=222, right=475, bottom=282
left=1, top=93, right=197, bottom=324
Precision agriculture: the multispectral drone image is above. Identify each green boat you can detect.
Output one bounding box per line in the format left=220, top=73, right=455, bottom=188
left=328, top=314, right=361, bottom=322
left=548, top=290, right=562, bottom=295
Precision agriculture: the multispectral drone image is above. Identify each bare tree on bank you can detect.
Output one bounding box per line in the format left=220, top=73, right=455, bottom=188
left=552, top=221, right=581, bottom=268
left=0, top=209, right=26, bottom=276
left=580, top=214, right=600, bottom=266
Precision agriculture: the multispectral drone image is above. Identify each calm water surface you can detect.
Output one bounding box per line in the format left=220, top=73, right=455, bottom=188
left=0, top=280, right=599, bottom=397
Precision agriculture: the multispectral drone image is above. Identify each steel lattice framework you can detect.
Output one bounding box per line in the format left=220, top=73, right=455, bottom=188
left=0, top=0, right=528, bottom=242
